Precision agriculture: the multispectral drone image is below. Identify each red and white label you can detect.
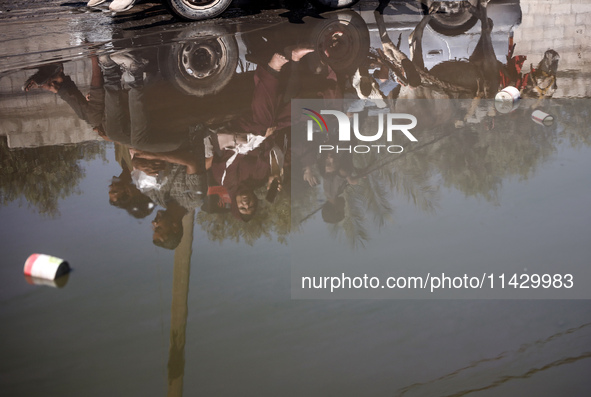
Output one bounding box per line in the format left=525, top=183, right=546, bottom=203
left=23, top=254, right=65, bottom=280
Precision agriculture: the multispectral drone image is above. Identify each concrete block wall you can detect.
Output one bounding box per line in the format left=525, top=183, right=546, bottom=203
left=0, top=59, right=98, bottom=148
left=513, top=0, right=591, bottom=97
left=0, top=7, right=109, bottom=148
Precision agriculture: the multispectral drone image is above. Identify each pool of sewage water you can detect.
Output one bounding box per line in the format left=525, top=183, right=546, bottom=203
left=1, top=1, right=590, bottom=395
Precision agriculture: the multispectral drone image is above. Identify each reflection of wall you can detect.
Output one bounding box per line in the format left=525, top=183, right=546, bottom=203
left=513, top=0, right=591, bottom=97
left=0, top=60, right=99, bottom=148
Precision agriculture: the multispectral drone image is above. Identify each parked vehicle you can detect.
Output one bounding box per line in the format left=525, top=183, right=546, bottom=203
left=421, top=0, right=481, bottom=35
left=421, top=0, right=521, bottom=36
left=158, top=10, right=369, bottom=97
left=359, top=0, right=521, bottom=70
left=165, top=0, right=361, bottom=21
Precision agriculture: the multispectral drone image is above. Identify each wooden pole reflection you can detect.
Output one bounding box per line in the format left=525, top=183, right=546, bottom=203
left=167, top=210, right=194, bottom=397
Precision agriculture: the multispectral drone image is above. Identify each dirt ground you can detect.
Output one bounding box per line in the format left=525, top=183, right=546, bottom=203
left=0, top=0, right=298, bottom=72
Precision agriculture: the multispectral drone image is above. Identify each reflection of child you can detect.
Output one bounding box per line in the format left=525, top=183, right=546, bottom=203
left=150, top=202, right=186, bottom=250
left=320, top=152, right=358, bottom=224
left=127, top=148, right=206, bottom=249
left=206, top=134, right=283, bottom=221
left=235, top=47, right=314, bottom=136
left=202, top=49, right=315, bottom=221
left=108, top=168, right=155, bottom=219
left=202, top=186, right=232, bottom=214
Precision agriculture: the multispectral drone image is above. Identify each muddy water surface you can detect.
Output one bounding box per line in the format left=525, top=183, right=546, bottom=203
left=1, top=1, right=590, bottom=396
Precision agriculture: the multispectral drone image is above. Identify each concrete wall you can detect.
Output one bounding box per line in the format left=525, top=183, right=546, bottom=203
left=0, top=7, right=112, bottom=148
left=513, top=0, right=591, bottom=97
left=0, top=59, right=100, bottom=148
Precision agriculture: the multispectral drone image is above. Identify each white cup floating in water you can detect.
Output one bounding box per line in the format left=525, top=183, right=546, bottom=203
left=495, top=86, right=520, bottom=113
left=531, top=110, right=554, bottom=126
left=24, top=254, right=70, bottom=281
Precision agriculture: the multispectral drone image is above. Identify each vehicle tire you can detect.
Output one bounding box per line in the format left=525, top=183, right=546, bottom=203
left=310, top=11, right=370, bottom=75
left=310, top=0, right=360, bottom=11
left=159, top=26, right=238, bottom=97
left=422, top=1, right=479, bottom=36
left=165, top=0, right=233, bottom=21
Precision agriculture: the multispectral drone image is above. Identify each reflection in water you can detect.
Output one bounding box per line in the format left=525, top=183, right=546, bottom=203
left=108, top=146, right=156, bottom=219
left=396, top=322, right=591, bottom=397
left=0, top=138, right=106, bottom=216
left=325, top=97, right=590, bottom=247
left=167, top=210, right=194, bottom=397
left=371, top=2, right=559, bottom=101
left=2, top=1, right=591, bottom=395
left=6, top=1, right=586, bottom=246
left=3, top=0, right=588, bottom=248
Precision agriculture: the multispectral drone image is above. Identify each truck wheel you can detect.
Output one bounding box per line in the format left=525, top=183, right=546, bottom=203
left=310, top=0, right=360, bottom=10
left=311, top=11, right=369, bottom=74
left=165, top=0, right=233, bottom=21
left=422, top=1, right=479, bottom=36
left=159, top=26, right=238, bottom=97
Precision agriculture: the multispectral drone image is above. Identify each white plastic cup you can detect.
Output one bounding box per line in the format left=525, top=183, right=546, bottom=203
left=495, top=86, right=520, bottom=113
left=496, top=86, right=520, bottom=102
left=531, top=110, right=554, bottom=126
left=23, top=254, right=70, bottom=280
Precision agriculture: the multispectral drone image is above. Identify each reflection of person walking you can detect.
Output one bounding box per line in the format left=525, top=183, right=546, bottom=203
left=87, top=0, right=136, bottom=12
left=23, top=58, right=106, bottom=138
left=238, top=47, right=314, bottom=135
left=99, top=51, right=183, bottom=153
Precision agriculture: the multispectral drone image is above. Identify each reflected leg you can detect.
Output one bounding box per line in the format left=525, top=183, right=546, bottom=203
left=102, top=62, right=131, bottom=144
left=128, top=85, right=183, bottom=153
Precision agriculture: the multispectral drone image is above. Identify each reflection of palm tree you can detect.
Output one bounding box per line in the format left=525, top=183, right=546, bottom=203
left=433, top=107, right=558, bottom=203
left=364, top=172, right=393, bottom=227
left=555, top=104, right=591, bottom=148
left=341, top=185, right=369, bottom=249
left=0, top=139, right=106, bottom=217
left=387, top=155, right=439, bottom=214
left=335, top=146, right=440, bottom=248
left=291, top=182, right=322, bottom=228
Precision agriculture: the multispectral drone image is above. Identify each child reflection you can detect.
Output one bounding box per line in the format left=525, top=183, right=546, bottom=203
left=207, top=131, right=283, bottom=221
left=320, top=150, right=359, bottom=224
left=204, top=46, right=317, bottom=221
left=129, top=147, right=206, bottom=249
left=109, top=168, right=155, bottom=219
left=107, top=143, right=156, bottom=218
left=206, top=33, right=346, bottom=219
left=151, top=202, right=186, bottom=250
left=106, top=145, right=199, bottom=250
